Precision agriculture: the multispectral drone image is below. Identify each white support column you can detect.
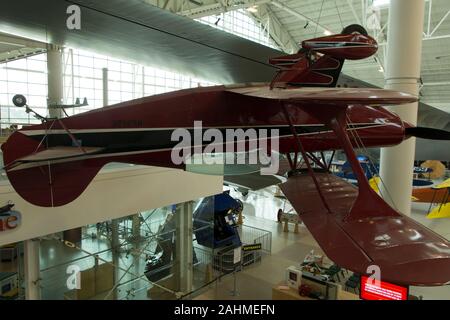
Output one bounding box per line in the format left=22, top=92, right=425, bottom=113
left=102, top=68, right=109, bottom=107
left=47, top=44, right=63, bottom=119
left=111, top=219, right=120, bottom=299
left=379, top=0, right=425, bottom=216
left=24, top=239, right=40, bottom=300
left=131, top=214, right=141, bottom=242
left=174, top=201, right=193, bottom=294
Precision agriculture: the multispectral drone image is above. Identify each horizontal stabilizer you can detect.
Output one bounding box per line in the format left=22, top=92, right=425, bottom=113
left=5, top=146, right=104, bottom=172
left=280, top=172, right=450, bottom=286
left=16, top=147, right=103, bottom=163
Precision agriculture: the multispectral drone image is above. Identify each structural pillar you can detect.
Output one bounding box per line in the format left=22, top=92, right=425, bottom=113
left=174, top=201, right=193, bottom=294
left=46, top=44, right=64, bottom=118
left=131, top=214, right=141, bottom=243
left=379, top=0, right=425, bottom=216
left=102, top=68, right=109, bottom=107
left=24, top=239, right=40, bottom=300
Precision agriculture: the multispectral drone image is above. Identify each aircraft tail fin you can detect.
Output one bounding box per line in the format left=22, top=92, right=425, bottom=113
left=2, top=131, right=104, bottom=207
left=270, top=24, right=377, bottom=88
left=6, top=158, right=103, bottom=207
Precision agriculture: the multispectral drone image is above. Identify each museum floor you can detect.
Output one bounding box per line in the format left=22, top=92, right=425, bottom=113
left=1, top=186, right=449, bottom=300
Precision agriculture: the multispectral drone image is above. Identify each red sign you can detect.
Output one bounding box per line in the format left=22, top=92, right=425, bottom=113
left=360, top=276, right=409, bottom=300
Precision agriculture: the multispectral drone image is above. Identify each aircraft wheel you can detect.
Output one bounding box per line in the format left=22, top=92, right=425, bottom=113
left=12, top=94, right=27, bottom=107
left=341, top=24, right=368, bottom=36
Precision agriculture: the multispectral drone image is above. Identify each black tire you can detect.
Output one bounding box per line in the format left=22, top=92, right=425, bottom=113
left=341, top=24, right=368, bottom=36
left=12, top=94, right=27, bottom=107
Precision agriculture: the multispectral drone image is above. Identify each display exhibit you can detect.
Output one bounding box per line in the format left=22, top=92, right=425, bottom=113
left=0, top=0, right=449, bottom=305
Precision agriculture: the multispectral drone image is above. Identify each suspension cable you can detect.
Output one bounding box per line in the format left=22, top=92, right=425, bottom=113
left=345, top=114, right=399, bottom=211
left=314, top=0, right=326, bottom=38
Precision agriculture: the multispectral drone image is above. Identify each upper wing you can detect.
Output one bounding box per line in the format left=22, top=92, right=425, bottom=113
left=227, top=87, right=417, bottom=106
left=280, top=172, right=450, bottom=286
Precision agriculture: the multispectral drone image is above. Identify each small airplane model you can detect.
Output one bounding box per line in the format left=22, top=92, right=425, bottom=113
left=3, top=24, right=450, bottom=286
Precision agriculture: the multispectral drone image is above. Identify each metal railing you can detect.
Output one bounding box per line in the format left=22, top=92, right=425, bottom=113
left=240, top=224, right=272, bottom=255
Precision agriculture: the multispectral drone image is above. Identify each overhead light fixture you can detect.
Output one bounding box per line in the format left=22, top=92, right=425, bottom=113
left=323, top=30, right=333, bottom=36
left=372, top=0, right=390, bottom=9
left=372, top=0, right=429, bottom=9
left=247, top=5, right=258, bottom=13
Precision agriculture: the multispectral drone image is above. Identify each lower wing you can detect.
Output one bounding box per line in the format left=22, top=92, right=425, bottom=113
left=280, top=172, right=450, bottom=286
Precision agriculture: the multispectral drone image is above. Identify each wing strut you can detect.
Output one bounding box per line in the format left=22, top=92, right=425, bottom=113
left=281, top=103, right=332, bottom=213
left=306, top=105, right=399, bottom=221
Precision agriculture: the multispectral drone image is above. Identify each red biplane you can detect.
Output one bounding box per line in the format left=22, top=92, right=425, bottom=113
left=3, top=25, right=450, bottom=286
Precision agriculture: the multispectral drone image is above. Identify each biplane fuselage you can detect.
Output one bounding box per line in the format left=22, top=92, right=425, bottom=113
left=12, top=84, right=407, bottom=160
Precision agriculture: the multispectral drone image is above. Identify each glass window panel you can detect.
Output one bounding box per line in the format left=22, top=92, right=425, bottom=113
left=79, top=77, right=94, bottom=89
left=0, top=68, right=7, bottom=81
left=121, top=92, right=133, bottom=101
left=0, top=80, right=8, bottom=94
left=27, top=59, right=46, bottom=72
left=107, top=60, right=121, bottom=71
left=121, top=72, right=133, bottom=82
left=109, top=71, right=121, bottom=81
left=7, top=69, right=28, bottom=83
left=32, top=53, right=47, bottom=61
left=120, top=82, right=132, bottom=92
left=109, top=91, right=122, bottom=101
left=144, top=85, right=155, bottom=96
left=94, top=79, right=103, bottom=90
left=109, top=81, right=121, bottom=92
left=93, top=68, right=103, bottom=79
left=6, top=59, right=27, bottom=69
left=94, top=58, right=108, bottom=69
left=78, top=55, right=94, bottom=68
left=7, top=82, right=27, bottom=95
left=0, top=93, right=9, bottom=106
left=81, top=66, right=95, bottom=77
left=165, top=78, right=175, bottom=87
left=28, top=83, right=47, bottom=96
left=120, top=63, right=133, bottom=74
left=27, top=95, right=47, bottom=107
left=79, top=88, right=95, bottom=100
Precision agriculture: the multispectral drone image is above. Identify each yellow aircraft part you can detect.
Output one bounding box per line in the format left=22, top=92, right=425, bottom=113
left=433, top=178, right=450, bottom=190
left=427, top=203, right=450, bottom=219
left=369, top=176, right=381, bottom=193
left=369, top=176, right=418, bottom=201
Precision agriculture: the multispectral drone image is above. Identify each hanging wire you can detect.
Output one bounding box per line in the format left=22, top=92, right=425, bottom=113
left=335, top=0, right=344, bottom=30
left=314, top=0, right=326, bottom=38
left=345, top=114, right=399, bottom=211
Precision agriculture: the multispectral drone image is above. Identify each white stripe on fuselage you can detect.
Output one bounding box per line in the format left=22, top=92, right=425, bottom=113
left=19, top=123, right=382, bottom=136
left=9, top=123, right=389, bottom=171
